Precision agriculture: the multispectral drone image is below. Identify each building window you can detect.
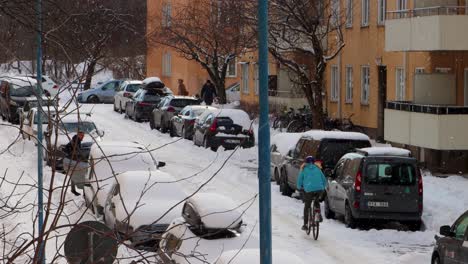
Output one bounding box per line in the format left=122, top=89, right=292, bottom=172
left=241, top=63, right=249, bottom=94
left=378, top=0, right=386, bottom=25
left=415, top=67, right=425, bottom=74
left=346, top=0, right=353, bottom=28
left=435, top=67, right=451, bottom=73
left=331, top=65, right=339, bottom=102
left=162, top=52, right=172, bottom=76
left=331, top=0, right=340, bottom=25
left=162, top=3, right=172, bottom=28
left=345, top=66, right=353, bottom=103
left=397, top=0, right=407, bottom=18
left=361, top=66, right=370, bottom=104
left=227, top=58, right=237, bottom=77
left=396, top=67, right=405, bottom=101
left=254, top=64, right=259, bottom=95
left=361, top=0, right=369, bottom=26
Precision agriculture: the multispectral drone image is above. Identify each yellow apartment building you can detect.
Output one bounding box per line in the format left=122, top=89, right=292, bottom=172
left=326, top=0, right=468, bottom=173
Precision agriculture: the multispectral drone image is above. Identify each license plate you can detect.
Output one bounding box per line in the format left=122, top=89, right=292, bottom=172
left=225, top=139, right=240, bottom=144
left=367, top=201, right=389, bottom=207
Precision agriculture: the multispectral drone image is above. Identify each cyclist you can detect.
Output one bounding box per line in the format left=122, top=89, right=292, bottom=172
left=297, top=156, right=327, bottom=231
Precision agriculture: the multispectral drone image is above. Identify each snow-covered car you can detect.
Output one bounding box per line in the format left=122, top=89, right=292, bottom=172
left=431, top=210, right=468, bottom=264
left=28, top=75, right=59, bottom=98
left=83, top=141, right=165, bottom=217
left=159, top=193, right=257, bottom=264
left=103, top=170, right=186, bottom=250
left=113, top=80, right=142, bottom=113
left=20, top=106, right=58, bottom=141
left=270, top=132, right=304, bottom=184
left=214, top=249, right=305, bottom=264
left=151, top=96, right=201, bottom=133
left=225, top=83, right=240, bottom=103
left=76, top=80, right=123, bottom=104
left=192, top=109, right=255, bottom=151
left=170, top=105, right=217, bottom=139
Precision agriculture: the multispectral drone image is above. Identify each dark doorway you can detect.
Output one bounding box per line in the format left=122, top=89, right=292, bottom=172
left=377, top=65, right=387, bottom=142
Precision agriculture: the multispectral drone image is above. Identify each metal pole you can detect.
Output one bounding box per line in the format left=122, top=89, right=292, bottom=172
left=257, top=0, right=272, bottom=263
left=36, top=0, right=45, bottom=262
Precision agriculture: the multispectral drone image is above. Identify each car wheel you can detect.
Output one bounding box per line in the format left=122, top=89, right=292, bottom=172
left=119, top=103, right=123, bottom=114
left=408, top=220, right=422, bottom=232
left=181, top=126, right=187, bottom=139
left=134, top=110, right=141, bottom=122
left=274, top=169, right=280, bottom=185
left=345, top=202, right=357, bottom=229
left=160, top=118, right=167, bottom=133
left=203, top=137, right=210, bottom=149
left=169, top=123, right=177, bottom=137
left=280, top=172, right=293, bottom=197
left=87, top=95, right=100, bottom=104
left=149, top=118, right=155, bottom=130
left=210, top=146, right=218, bottom=152
left=324, top=195, right=335, bottom=219
left=431, top=254, right=440, bottom=264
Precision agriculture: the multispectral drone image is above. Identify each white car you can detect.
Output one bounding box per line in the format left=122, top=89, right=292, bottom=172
left=159, top=193, right=258, bottom=264
left=20, top=106, right=58, bottom=141
left=103, top=170, right=186, bottom=249
left=214, top=249, right=306, bottom=264
left=113, top=80, right=142, bottom=113
left=28, top=75, right=59, bottom=98
left=83, top=141, right=165, bottom=218
left=225, top=83, right=240, bottom=103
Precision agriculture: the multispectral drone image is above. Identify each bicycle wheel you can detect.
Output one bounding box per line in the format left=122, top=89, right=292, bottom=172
left=286, top=120, right=303, bottom=132
left=312, top=203, right=320, bottom=240
left=306, top=206, right=312, bottom=235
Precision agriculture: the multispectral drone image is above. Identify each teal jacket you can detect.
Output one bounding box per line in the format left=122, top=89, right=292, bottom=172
left=297, top=164, right=327, bottom=192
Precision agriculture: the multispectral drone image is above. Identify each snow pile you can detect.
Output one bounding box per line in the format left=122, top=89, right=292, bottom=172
left=271, top=132, right=303, bottom=155
left=359, top=147, right=412, bottom=157
left=188, top=193, right=243, bottom=229
left=215, top=249, right=305, bottom=264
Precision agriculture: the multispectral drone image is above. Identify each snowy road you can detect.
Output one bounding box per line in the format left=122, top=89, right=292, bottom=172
left=2, top=103, right=468, bottom=263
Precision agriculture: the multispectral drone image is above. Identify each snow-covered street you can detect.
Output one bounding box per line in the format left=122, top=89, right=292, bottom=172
left=2, top=103, right=468, bottom=263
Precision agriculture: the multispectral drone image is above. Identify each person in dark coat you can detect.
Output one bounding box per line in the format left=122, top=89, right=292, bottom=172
left=200, top=80, right=217, bottom=106
left=177, top=79, right=189, bottom=96
left=63, top=131, right=84, bottom=196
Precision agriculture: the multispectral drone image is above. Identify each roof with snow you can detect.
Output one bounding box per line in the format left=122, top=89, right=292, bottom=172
left=215, top=249, right=305, bottom=264
left=187, top=193, right=243, bottom=229
left=302, top=130, right=370, bottom=141
left=357, top=147, right=412, bottom=157
left=199, top=109, right=252, bottom=129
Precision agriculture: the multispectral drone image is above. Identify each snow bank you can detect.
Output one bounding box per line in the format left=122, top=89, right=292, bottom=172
left=359, top=147, right=412, bottom=157
left=215, top=249, right=305, bottom=264
left=271, top=132, right=303, bottom=155
left=188, top=193, right=243, bottom=229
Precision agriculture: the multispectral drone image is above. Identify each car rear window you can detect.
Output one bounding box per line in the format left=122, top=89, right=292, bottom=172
left=10, top=85, right=36, bottom=97
left=319, top=140, right=371, bottom=168
left=60, top=121, right=97, bottom=133
left=127, top=84, right=141, bottom=93
left=365, top=163, right=417, bottom=186
left=170, top=99, right=199, bottom=108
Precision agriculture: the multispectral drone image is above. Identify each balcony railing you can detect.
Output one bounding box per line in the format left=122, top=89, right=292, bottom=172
left=386, top=101, right=468, bottom=115
left=386, top=6, right=468, bottom=20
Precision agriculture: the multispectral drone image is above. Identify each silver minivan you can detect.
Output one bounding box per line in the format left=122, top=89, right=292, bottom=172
left=325, top=147, right=423, bottom=231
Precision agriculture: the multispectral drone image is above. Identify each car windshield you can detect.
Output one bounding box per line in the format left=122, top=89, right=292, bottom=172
left=60, top=121, right=97, bottom=133
left=127, top=84, right=141, bottom=93
left=365, top=162, right=417, bottom=186
left=193, top=108, right=207, bottom=116
left=319, top=140, right=370, bottom=168
left=10, top=85, right=37, bottom=97
left=170, top=99, right=199, bottom=108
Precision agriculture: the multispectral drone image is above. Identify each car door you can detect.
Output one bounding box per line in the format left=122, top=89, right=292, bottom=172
left=103, top=81, right=119, bottom=103
left=328, top=159, right=347, bottom=213
left=115, top=82, right=125, bottom=106
left=285, top=139, right=305, bottom=188
left=461, top=227, right=468, bottom=263
left=127, top=90, right=141, bottom=117
left=336, top=159, right=357, bottom=214
left=452, top=213, right=468, bottom=263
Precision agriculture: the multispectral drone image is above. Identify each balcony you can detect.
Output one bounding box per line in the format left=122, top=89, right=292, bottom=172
left=385, top=6, right=468, bottom=51
left=384, top=101, right=468, bottom=150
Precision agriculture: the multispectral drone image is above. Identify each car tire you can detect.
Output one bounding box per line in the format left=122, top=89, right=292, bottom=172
left=345, top=202, right=357, bottom=229
left=280, top=172, right=293, bottom=197
left=431, top=254, right=440, bottom=264
left=181, top=126, right=187, bottom=139
left=324, top=195, right=335, bottom=219
left=119, top=103, right=123, bottom=114
left=274, top=169, right=280, bottom=185
left=408, top=220, right=422, bottom=232
left=203, top=137, right=210, bottom=149
left=149, top=118, right=155, bottom=130
left=210, top=146, right=218, bottom=152
left=134, top=110, right=141, bottom=122
left=87, top=95, right=100, bottom=104
left=160, top=118, right=167, bottom=133
left=169, top=123, right=177, bottom=137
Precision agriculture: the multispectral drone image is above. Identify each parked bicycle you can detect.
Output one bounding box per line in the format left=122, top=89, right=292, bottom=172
left=272, top=107, right=295, bottom=131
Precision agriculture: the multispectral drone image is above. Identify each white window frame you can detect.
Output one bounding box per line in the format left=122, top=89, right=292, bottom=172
left=162, top=3, right=172, bottom=28
left=226, top=58, right=237, bottom=77
left=435, top=67, right=451, bottom=74
left=345, top=66, right=353, bottom=103
left=377, top=0, right=386, bottom=25
left=415, top=67, right=425, bottom=74
left=361, top=66, right=370, bottom=104
left=331, top=0, right=340, bottom=25
left=396, top=67, right=405, bottom=101
left=397, top=0, right=407, bottom=18
left=162, top=52, right=172, bottom=76
left=241, top=63, right=249, bottom=94
left=361, top=0, right=369, bottom=26
left=254, top=64, right=259, bottom=95
left=346, top=0, right=353, bottom=28
left=330, top=65, right=339, bottom=102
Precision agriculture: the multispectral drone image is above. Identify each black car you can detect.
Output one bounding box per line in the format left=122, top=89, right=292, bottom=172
left=0, top=76, right=50, bottom=124
left=169, top=105, right=216, bottom=139
left=192, top=109, right=255, bottom=151
left=325, top=147, right=423, bottom=230
left=432, top=210, right=468, bottom=264
left=125, top=88, right=171, bottom=122
left=150, top=96, right=200, bottom=133
left=279, top=131, right=371, bottom=197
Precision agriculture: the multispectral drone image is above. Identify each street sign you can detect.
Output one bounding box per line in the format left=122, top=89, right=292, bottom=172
left=64, top=221, right=118, bottom=264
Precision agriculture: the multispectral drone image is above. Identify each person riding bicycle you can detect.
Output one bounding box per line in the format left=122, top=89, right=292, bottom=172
left=297, top=156, right=327, bottom=231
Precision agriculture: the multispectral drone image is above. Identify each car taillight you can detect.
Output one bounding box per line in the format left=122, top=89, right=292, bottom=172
left=53, top=85, right=58, bottom=89
left=354, top=170, right=362, bottom=193
left=123, top=92, right=132, bottom=98
left=353, top=201, right=360, bottom=209
left=209, top=118, right=218, bottom=132
left=189, top=119, right=195, bottom=125
left=137, top=102, right=151, bottom=107
left=167, top=106, right=175, bottom=112
left=418, top=171, right=423, bottom=196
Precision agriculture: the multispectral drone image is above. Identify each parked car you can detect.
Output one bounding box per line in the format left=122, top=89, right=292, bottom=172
left=225, top=83, right=240, bottom=103
left=20, top=106, right=58, bottom=140
left=158, top=193, right=257, bottom=264
left=279, top=130, right=371, bottom=197
left=432, top=210, right=468, bottom=264
left=76, top=80, right=123, bottom=104
left=214, top=249, right=305, bottom=264
left=83, top=141, right=165, bottom=217
left=192, top=109, right=255, bottom=151
left=44, top=113, right=104, bottom=170
left=0, top=76, right=49, bottom=124
left=151, top=96, right=200, bottom=133
left=125, top=88, right=172, bottom=122
left=325, top=147, right=423, bottom=230
left=270, top=132, right=304, bottom=184
left=113, top=80, right=142, bottom=113
left=28, top=75, right=59, bottom=98
left=169, top=105, right=217, bottom=139
left=103, top=170, right=186, bottom=250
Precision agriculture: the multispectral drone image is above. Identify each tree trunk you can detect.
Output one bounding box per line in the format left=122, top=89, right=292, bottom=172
left=214, top=79, right=227, bottom=104
left=84, top=59, right=97, bottom=90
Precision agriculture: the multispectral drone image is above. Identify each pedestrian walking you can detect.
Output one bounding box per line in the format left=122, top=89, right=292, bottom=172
left=200, top=80, right=217, bottom=106
left=177, top=79, right=189, bottom=96
left=63, top=131, right=85, bottom=196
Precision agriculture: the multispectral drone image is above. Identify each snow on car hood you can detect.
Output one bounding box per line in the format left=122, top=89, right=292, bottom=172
left=188, top=193, right=243, bottom=229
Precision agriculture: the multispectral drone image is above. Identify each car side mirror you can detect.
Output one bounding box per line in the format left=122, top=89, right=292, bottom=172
left=440, top=225, right=453, bottom=237
left=158, top=161, right=166, bottom=168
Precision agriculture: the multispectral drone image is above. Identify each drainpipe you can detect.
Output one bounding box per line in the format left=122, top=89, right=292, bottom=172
left=338, top=53, right=342, bottom=119
left=404, top=51, right=408, bottom=101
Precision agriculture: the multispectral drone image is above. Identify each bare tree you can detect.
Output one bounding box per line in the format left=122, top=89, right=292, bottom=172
left=267, top=0, right=345, bottom=128
left=149, top=0, right=257, bottom=103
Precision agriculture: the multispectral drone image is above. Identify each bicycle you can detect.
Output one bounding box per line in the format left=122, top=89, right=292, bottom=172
left=306, top=197, right=321, bottom=240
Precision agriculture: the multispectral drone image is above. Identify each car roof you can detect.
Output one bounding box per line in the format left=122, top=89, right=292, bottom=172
left=1, top=76, right=38, bottom=86
left=199, top=108, right=252, bottom=128
left=357, top=147, right=412, bottom=157
left=123, top=80, right=143, bottom=85
left=170, top=96, right=198, bottom=100
left=301, top=130, right=370, bottom=142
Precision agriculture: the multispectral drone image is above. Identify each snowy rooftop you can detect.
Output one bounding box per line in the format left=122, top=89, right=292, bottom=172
left=215, top=249, right=305, bottom=264
left=187, top=193, right=243, bottom=229
left=302, top=130, right=370, bottom=141
left=358, top=147, right=412, bottom=157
